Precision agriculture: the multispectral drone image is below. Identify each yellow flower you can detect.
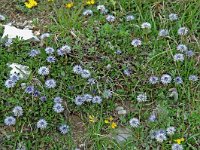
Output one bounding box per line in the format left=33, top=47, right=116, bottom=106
left=25, top=2, right=32, bottom=8
left=111, top=122, right=117, bottom=129
left=109, top=116, right=113, bottom=121
left=66, top=2, right=74, bottom=8
left=86, top=0, right=95, bottom=5
left=104, top=119, right=109, bottom=124
left=104, top=116, right=114, bottom=124
left=25, top=0, right=38, bottom=9
left=174, top=138, right=185, bottom=144
left=89, top=115, right=97, bottom=123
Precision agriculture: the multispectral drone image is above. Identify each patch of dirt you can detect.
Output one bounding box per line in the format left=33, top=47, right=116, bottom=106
left=0, top=0, right=53, bottom=31
left=69, top=113, right=87, bottom=147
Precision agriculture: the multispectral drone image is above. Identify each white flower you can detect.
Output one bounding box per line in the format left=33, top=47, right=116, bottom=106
left=155, top=133, right=167, bottom=143
left=45, top=79, right=56, bottom=88
left=189, top=75, right=198, bottom=81
left=40, top=33, right=50, bottom=40
left=172, top=144, right=183, bottom=150
left=61, top=45, right=71, bottom=53
left=141, top=22, right=151, bottom=29
left=102, top=89, right=112, bottom=99
left=54, top=97, right=63, bottom=103
left=45, top=47, right=54, bottom=54
left=166, top=126, right=176, bottom=136
left=38, top=66, right=49, bottom=76
left=174, top=76, right=183, bottom=84
left=126, top=15, right=135, bottom=21
left=169, top=13, right=178, bottom=21
left=97, top=5, right=108, bottom=14
left=88, top=78, right=96, bottom=85
left=159, top=29, right=169, bottom=37
left=12, top=106, right=23, bottom=117
left=92, top=96, right=102, bottom=104
left=83, top=9, right=93, bottom=16
left=0, top=14, right=5, bottom=21
left=161, top=74, right=172, bottom=84
left=59, top=124, right=69, bottom=134
left=5, top=79, right=16, bottom=88
left=137, top=93, right=147, bottom=102
left=131, top=39, right=142, bottom=47
left=37, top=119, right=47, bottom=129
left=177, top=44, right=187, bottom=52
left=148, top=112, right=156, bottom=122
left=178, top=27, right=188, bottom=35
left=106, top=15, right=115, bottom=22
left=97, top=5, right=106, bottom=14
left=149, top=76, right=159, bottom=84
left=53, top=103, right=64, bottom=113
left=129, top=118, right=140, bottom=127
left=81, top=69, right=91, bottom=78
left=4, top=116, right=16, bottom=126
left=73, top=65, right=83, bottom=74
left=173, top=53, right=184, bottom=62
left=83, top=94, right=93, bottom=102
left=75, top=95, right=84, bottom=106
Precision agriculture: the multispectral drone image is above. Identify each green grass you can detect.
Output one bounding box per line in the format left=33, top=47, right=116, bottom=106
left=0, top=0, right=200, bottom=149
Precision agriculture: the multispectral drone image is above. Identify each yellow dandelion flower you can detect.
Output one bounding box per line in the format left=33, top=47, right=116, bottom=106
left=25, top=0, right=38, bottom=8
left=66, top=2, right=74, bottom=8
left=89, top=115, right=97, bottom=123
left=174, top=138, right=185, bottom=144
left=25, top=2, right=32, bottom=8
left=111, top=122, right=117, bottom=129
left=86, top=0, right=95, bottom=5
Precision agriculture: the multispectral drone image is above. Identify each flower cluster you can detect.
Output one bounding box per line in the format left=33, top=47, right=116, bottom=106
left=4, top=106, right=23, bottom=126
left=74, top=94, right=102, bottom=106
left=104, top=116, right=117, bottom=129
left=73, top=65, right=91, bottom=79
left=148, top=74, right=198, bottom=85
left=53, top=97, right=64, bottom=113
left=150, top=126, right=177, bottom=143
left=5, top=73, right=20, bottom=88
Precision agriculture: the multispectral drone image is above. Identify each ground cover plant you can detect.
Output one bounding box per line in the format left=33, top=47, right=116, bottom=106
left=0, top=0, right=200, bottom=149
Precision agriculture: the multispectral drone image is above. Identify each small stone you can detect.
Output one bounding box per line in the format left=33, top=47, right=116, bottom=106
left=115, top=106, right=124, bottom=111
left=118, top=110, right=127, bottom=115
left=0, top=14, right=5, bottom=21
left=106, top=64, right=111, bottom=70
left=112, top=127, right=132, bottom=143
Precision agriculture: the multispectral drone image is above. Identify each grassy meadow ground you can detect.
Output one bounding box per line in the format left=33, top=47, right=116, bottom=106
left=0, top=0, right=200, bottom=149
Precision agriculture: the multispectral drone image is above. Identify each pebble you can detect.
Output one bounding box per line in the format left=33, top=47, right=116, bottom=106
left=118, top=109, right=127, bottom=115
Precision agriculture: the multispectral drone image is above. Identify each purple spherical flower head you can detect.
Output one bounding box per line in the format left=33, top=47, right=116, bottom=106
left=59, top=124, right=69, bottom=134
left=45, top=79, right=56, bottom=88
left=54, top=97, right=63, bottom=103
left=74, top=95, right=85, bottom=106
left=25, top=85, right=34, bottom=94
left=33, top=90, right=40, bottom=97
left=92, top=96, right=102, bottom=104
left=40, top=96, right=47, bottom=102
left=45, top=47, right=54, bottom=54
left=53, top=103, right=64, bottom=113
left=174, top=76, right=183, bottom=84
left=38, top=66, right=50, bottom=76
left=5, top=79, right=16, bottom=88
left=4, top=116, right=16, bottom=126
left=46, top=56, right=56, bottom=63
left=29, top=49, right=40, bottom=57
